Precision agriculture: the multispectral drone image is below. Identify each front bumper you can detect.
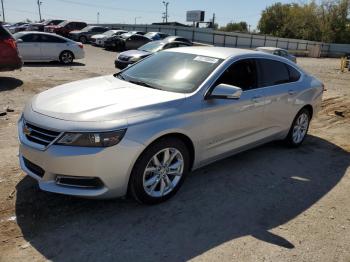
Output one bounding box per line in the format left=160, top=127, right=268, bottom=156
left=18, top=119, right=145, bottom=199
left=115, top=59, right=133, bottom=69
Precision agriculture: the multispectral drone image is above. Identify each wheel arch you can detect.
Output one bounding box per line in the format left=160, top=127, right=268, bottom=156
left=300, top=104, right=313, bottom=119
left=59, top=50, right=75, bottom=59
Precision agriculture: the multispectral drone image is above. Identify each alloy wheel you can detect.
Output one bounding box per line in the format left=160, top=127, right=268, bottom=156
left=292, top=112, right=309, bottom=144
left=142, top=148, right=184, bottom=198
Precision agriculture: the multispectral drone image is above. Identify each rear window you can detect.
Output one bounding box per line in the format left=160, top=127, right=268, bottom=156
left=0, top=25, right=12, bottom=40
left=287, top=65, right=301, bottom=82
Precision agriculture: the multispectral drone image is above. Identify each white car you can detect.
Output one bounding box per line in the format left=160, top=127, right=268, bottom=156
left=90, top=30, right=127, bottom=47
left=13, top=31, right=85, bottom=64
left=18, top=47, right=323, bottom=204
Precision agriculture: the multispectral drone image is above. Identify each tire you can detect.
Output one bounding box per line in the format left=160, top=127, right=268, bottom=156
left=130, top=138, right=190, bottom=204
left=285, top=108, right=311, bottom=147
left=59, top=51, right=74, bottom=64
left=79, top=36, right=87, bottom=44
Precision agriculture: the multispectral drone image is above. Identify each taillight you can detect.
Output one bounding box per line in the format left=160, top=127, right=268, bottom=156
left=4, top=38, right=17, bottom=50
left=78, top=43, right=83, bottom=49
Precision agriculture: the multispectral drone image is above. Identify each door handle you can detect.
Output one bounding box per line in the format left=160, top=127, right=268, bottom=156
left=251, top=95, right=262, bottom=102
left=288, top=89, right=296, bottom=95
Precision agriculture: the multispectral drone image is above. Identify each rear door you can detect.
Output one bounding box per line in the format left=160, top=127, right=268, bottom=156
left=17, top=33, right=42, bottom=61
left=39, top=34, right=67, bottom=60
left=256, top=58, right=302, bottom=135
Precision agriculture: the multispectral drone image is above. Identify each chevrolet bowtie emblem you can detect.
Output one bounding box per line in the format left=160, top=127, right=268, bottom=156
left=23, top=125, right=31, bottom=136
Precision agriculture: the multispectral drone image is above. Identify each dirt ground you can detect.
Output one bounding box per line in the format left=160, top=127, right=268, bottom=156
left=0, top=46, right=349, bottom=262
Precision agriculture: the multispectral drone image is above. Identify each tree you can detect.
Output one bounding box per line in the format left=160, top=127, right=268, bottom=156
left=219, top=21, right=248, bottom=32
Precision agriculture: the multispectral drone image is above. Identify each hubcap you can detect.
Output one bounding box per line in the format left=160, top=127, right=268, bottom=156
left=61, top=52, right=73, bottom=64
left=143, top=148, right=184, bottom=198
left=292, top=113, right=309, bottom=144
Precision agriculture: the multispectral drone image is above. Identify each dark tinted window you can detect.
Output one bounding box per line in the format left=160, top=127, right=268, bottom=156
left=257, top=59, right=290, bottom=87
left=21, top=34, right=40, bottom=42
left=0, top=25, right=12, bottom=40
left=76, top=23, right=87, bottom=29
left=40, top=34, right=66, bottom=43
left=215, top=59, right=258, bottom=91
left=93, top=27, right=107, bottom=32
left=288, top=65, right=301, bottom=82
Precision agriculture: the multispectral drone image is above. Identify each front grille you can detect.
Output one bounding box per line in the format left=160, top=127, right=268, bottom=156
left=23, top=121, right=61, bottom=146
left=23, top=157, right=45, bottom=177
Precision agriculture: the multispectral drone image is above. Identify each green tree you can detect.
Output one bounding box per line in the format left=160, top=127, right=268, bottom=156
left=219, top=21, right=248, bottom=32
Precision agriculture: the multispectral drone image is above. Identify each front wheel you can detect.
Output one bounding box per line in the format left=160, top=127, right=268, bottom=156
left=130, top=138, right=190, bottom=204
left=285, top=108, right=311, bottom=147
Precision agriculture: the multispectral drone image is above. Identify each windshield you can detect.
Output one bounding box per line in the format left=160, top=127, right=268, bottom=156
left=121, top=32, right=132, bottom=39
left=117, top=52, right=223, bottom=93
left=144, top=32, right=156, bottom=38
left=138, top=41, right=164, bottom=53
left=104, top=30, right=116, bottom=36
left=81, top=26, right=93, bottom=32
left=13, top=32, right=25, bottom=40
left=57, top=21, right=69, bottom=27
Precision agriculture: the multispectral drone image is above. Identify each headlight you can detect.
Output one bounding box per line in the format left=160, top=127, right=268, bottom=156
left=55, top=129, right=126, bottom=147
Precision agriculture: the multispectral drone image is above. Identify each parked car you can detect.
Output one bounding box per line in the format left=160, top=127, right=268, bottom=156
left=14, top=32, right=84, bottom=64
left=143, top=32, right=169, bottom=40
left=68, top=26, right=109, bottom=43
left=163, top=35, right=193, bottom=45
left=91, top=30, right=127, bottom=46
left=104, top=31, right=146, bottom=50
left=7, top=22, right=29, bottom=33
left=115, top=40, right=192, bottom=69
left=26, top=19, right=65, bottom=32
left=256, top=47, right=297, bottom=63
left=0, top=24, right=22, bottom=71
left=18, top=47, right=323, bottom=204
left=45, top=21, right=87, bottom=37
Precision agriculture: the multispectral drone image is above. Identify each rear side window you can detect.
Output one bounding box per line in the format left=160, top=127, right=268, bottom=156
left=287, top=65, right=301, bottom=82
left=0, top=25, right=12, bottom=40
left=257, top=59, right=290, bottom=87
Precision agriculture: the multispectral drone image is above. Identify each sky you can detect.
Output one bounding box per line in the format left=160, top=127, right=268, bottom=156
left=2, top=0, right=299, bottom=30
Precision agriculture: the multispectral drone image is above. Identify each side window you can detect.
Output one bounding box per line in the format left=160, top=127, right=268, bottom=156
left=65, top=23, right=73, bottom=29
left=96, top=27, right=106, bottom=32
left=77, top=23, right=86, bottom=30
left=40, top=35, right=66, bottom=43
left=178, top=43, right=190, bottom=47
left=21, top=34, right=40, bottom=42
left=257, top=59, right=290, bottom=87
left=164, top=43, right=176, bottom=49
left=287, top=65, right=301, bottom=82
left=215, top=59, right=258, bottom=91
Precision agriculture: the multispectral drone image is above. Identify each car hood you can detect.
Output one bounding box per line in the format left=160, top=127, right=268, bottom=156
left=119, top=50, right=151, bottom=58
left=31, top=75, right=186, bottom=122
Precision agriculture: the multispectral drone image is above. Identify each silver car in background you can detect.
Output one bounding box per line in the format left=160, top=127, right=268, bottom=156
left=256, top=47, right=297, bottom=63
left=18, top=47, right=323, bottom=204
left=14, top=31, right=85, bottom=64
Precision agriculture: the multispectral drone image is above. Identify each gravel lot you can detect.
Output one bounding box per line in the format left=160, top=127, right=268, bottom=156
left=0, top=45, right=349, bottom=262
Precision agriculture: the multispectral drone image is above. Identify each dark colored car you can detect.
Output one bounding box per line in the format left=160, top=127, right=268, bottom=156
left=104, top=31, right=146, bottom=50
left=27, top=19, right=65, bottom=32
left=68, top=26, right=109, bottom=43
left=143, top=32, right=169, bottom=41
left=163, top=36, right=193, bottom=45
left=45, top=21, right=87, bottom=37
left=0, top=24, right=22, bottom=71
left=115, top=40, right=191, bottom=69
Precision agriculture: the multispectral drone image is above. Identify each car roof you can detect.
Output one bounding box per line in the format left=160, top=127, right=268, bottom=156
left=256, top=46, right=285, bottom=51
left=15, top=31, right=73, bottom=40
left=165, top=46, right=257, bottom=59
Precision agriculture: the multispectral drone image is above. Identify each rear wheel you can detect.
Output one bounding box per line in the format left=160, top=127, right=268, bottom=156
left=285, top=108, right=311, bottom=147
left=130, top=138, right=190, bottom=204
left=59, top=51, right=74, bottom=64
left=79, top=36, right=87, bottom=44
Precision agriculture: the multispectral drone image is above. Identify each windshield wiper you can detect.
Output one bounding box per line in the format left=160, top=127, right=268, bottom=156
left=128, top=79, right=161, bottom=90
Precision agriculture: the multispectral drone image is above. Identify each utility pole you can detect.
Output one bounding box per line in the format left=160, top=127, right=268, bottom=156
left=134, top=16, right=141, bottom=24
left=1, top=0, right=5, bottom=22
left=162, top=1, right=169, bottom=23
left=212, top=13, right=215, bottom=29
left=37, top=0, right=42, bottom=21
left=97, top=12, right=100, bottom=24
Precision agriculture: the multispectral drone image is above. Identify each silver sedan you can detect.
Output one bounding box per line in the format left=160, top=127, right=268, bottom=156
left=18, top=47, right=323, bottom=204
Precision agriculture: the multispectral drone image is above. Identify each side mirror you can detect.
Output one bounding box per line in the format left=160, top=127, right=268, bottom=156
left=209, top=83, right=242, bottom=100
left=16, top=39, right=23, bottom=43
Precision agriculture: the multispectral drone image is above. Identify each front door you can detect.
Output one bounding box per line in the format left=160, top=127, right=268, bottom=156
left=199, top=59, right=266, bottom=163
left=17, top=33, right=42, bottom=61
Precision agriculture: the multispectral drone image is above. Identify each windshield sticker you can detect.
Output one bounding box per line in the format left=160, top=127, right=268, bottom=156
left=194, top=56, right=219, bottom=64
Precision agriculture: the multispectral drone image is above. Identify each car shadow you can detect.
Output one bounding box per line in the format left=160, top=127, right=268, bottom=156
left=0, top=77, right=23, bottom=91
left=15, top=135, right=350, bottom=261
left=23, top=62, right=85, bottom=67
